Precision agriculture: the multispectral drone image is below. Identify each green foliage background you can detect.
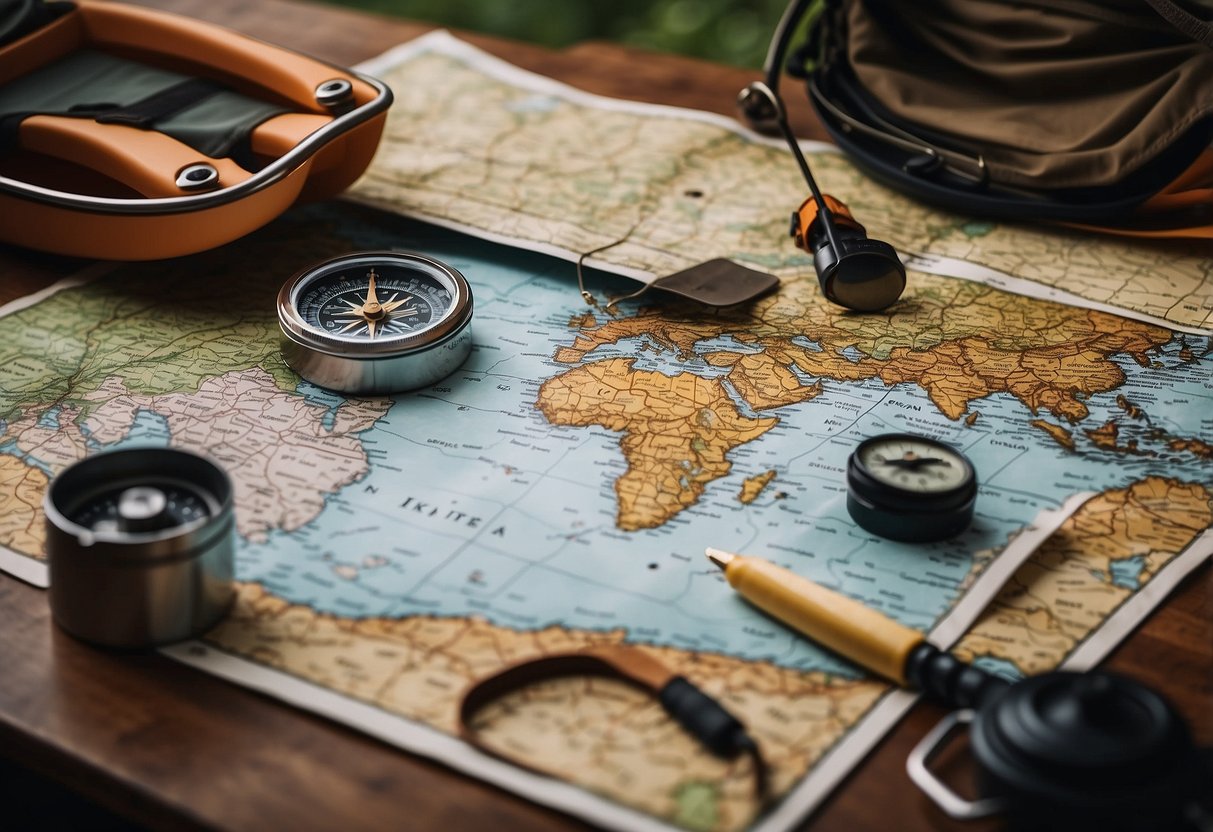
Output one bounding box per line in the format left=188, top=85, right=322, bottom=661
left=320, top=0, right=790, bottom=67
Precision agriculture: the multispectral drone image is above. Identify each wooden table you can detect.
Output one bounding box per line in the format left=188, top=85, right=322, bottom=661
left=1, top=2, right=1210, bottom=830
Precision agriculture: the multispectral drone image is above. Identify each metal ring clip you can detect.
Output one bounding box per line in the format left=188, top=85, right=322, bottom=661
left=905, top=710, right=1007, bottom=820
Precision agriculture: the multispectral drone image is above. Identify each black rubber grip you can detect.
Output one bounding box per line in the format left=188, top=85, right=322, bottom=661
left=904, top=642, right=1011, bottom=709
left=658, top=676, right=753, bottom=759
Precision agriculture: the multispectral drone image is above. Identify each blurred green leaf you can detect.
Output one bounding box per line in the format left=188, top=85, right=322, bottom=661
left=320, top=0, right=794, bottom=67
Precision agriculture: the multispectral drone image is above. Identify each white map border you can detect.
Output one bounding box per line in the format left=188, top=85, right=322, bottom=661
left=350, top=31, right=1212, bottom=337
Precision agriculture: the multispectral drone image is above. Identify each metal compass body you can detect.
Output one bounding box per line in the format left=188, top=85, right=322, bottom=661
left=278, top=251, right=473, bottom=395
left=846, top=433, right=977, bottom=542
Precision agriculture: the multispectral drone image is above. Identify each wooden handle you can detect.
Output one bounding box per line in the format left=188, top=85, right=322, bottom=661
left=726, top=556, right=923, bottom=684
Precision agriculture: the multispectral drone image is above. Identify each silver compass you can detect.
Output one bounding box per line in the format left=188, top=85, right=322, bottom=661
left=277, top=251, right=473, bottom=394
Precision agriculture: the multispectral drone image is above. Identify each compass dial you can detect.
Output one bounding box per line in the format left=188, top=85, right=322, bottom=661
left=44, top=447, right=236, bottom=648
left=298, top=264, right=450, bottom=342
left=856, top=435, right=970, bottom=494
left=69, top=480, right=217, bottom=535
left=278, top=251, right=474, bottom=394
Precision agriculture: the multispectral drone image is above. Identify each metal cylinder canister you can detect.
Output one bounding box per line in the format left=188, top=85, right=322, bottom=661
left=44, top=447, right=236, bottom=649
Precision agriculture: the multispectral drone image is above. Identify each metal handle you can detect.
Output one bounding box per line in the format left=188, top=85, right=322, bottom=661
left=906, top=710, right=1007, bottom=821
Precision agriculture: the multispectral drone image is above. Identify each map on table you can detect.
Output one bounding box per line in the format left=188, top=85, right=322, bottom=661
left=352, top=32, right=1213, bottom=336
left=1, top=32, right=1211, bottom=832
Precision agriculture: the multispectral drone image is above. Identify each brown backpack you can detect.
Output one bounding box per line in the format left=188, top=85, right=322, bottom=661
left=782, top=0, right=1212, bottom=238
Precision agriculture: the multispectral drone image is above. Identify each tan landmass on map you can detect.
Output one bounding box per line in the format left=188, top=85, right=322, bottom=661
left=540, top=273, right=1170, bottom=527
left=954, top=477, right=1212, bottom=674
left=1086, top=420, right=1125, bottom=451
left=738, top=470, right=777, bottom=505
left=1116, top=395, right=1145, bottom=420
left=1168, top=438, right=1213, bottom=460
left=0, top=404, right=94, bottom=558
left=1030, top=419, right=1074, bottom=451
left=555, top=274, right=1168, bottom=422
left=537, top=358, right=777, bottom=530
left=1083, top=420, right=1155, bottom=457
left=726, top=352, right=822, bottom=410
left=703, top=351, right=744, bottom=368
left=207, top=583, right=887, bottom=832
left=0, top=453, right=47, bottom=556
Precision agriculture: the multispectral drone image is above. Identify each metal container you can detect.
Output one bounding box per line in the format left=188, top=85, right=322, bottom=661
left=44, top=447, right=236, bottom=649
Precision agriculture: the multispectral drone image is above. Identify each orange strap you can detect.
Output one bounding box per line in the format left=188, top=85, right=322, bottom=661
left=791, top=194, right=865, bottom=251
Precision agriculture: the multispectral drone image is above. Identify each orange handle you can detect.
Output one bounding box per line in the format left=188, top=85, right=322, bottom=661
left=18, top=115, right=253, bottom=198
left=77, top=0, right=376, bottom=111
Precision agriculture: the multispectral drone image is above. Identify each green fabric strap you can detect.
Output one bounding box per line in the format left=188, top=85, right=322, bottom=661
left=0, top=49, right=288, bottom=159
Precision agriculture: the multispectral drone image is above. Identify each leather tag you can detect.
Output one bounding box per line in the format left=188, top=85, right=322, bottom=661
left=649, top=258, right=779, bottom=306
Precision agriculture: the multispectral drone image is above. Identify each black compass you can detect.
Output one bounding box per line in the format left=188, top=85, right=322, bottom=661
left=846, top=433, right=977, bottom=542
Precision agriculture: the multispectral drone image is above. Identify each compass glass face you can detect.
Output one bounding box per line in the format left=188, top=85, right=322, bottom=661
left=294, top=257, right=456, bottom=342
left=857, top=436, right=970, bottom=494
left=69, top=481, right=215, bottom=534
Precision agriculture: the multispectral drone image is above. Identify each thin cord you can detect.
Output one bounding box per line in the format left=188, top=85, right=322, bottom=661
left=775, top=106, right=843, bottom=256
left=746, top=78, right=844, bottom=258
left=750, top=0, right=845, bottom=259
left=575, top=217, right=656, bottom=313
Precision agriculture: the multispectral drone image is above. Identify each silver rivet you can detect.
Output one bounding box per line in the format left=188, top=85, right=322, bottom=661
left=175, top=163, right=219, bottom=191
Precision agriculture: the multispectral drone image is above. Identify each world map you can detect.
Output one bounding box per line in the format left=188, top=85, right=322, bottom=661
left=2, top=200, right=1210, bottom=832
left=1, top=33, right=1211, bottom=832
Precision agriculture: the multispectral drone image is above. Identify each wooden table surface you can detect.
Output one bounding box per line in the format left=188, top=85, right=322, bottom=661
left=1, top=2, right=1210, bottom=830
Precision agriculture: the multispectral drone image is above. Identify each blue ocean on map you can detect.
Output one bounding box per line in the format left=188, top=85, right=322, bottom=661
left=20, top=204, right=1212, bottom=677
left=229, top=206, right=1213, bottom=676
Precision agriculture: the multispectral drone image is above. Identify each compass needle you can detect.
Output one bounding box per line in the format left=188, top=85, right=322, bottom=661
left=380, top=299, right=412, bottom=314
left=367, top=269, right=380, bottom=305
